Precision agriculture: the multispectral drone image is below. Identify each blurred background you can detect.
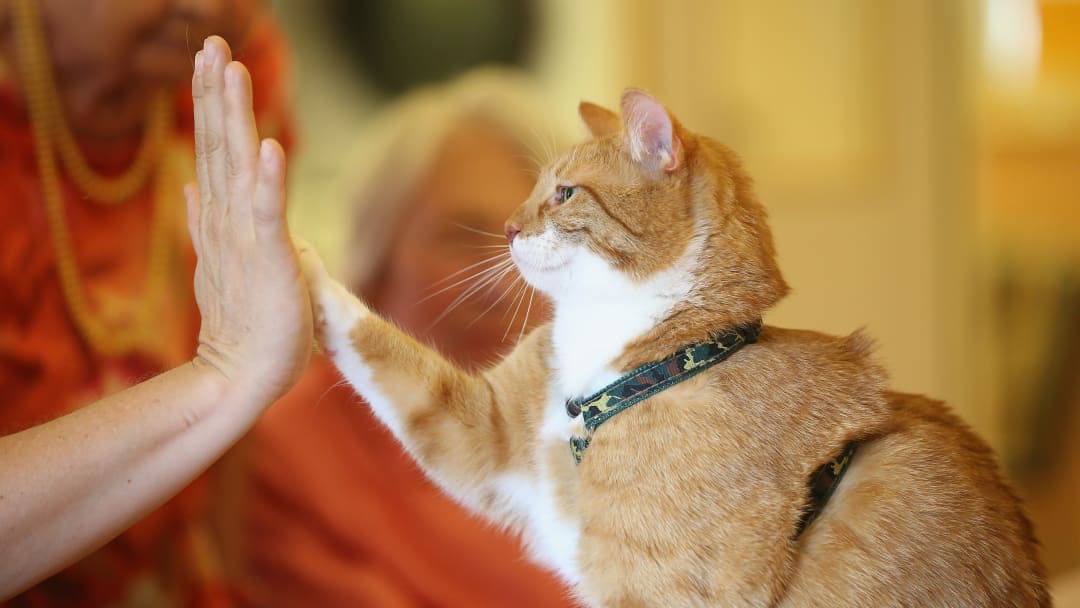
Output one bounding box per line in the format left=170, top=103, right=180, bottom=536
left=270, top=0, right=1079, bottom=599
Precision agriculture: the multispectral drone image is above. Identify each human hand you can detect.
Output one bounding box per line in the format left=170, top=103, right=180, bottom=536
left=186, top=36, right=312, bottom=407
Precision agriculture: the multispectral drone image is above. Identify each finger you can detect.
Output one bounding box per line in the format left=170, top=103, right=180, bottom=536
left=184, top=183, right=202, bottom=254
left=192, top=50, right=211, bottom=222
left=200, top=37, right=233, bottom=221
left=224, top=61, right=259, bottom=229
left=253, top=138, right=288, bottom=244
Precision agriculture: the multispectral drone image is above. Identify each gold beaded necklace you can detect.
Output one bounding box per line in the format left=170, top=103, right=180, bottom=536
left=11, top=0, right=178, bottom=356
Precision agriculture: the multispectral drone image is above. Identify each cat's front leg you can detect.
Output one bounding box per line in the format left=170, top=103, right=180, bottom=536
left=294, top=239, right=371, bottom=366
left=295, top=240, right=539, bottom=521
left=295, top=238, right=417, bottom=441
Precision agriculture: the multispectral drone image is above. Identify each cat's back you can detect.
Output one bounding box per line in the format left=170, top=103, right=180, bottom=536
left=743, top=329, right=1049, bottom=604
left=781, top=389, right=1050, bottom=606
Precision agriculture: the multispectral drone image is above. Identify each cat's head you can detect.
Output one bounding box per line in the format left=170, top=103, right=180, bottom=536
left=505, top=89, right=788, bottom=329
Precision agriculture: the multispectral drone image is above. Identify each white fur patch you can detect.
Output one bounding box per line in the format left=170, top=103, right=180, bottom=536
left=513, top=226, right=703, bottom=401
left=491, top=469, right=582, bottom=586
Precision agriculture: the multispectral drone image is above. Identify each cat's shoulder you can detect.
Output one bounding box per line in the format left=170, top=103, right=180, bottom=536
left=726, top=325, right=892, bottom=432
left=751, top=325, right=884, bottom=374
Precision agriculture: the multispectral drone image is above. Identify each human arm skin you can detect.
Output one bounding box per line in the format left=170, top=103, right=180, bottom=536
left=0, top=36, right=311, bottom=598
left=1, top=361, right=257, bottom=598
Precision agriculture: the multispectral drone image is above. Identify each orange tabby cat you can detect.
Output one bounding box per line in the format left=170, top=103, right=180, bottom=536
left=296, top=89, right=1049, bottom=606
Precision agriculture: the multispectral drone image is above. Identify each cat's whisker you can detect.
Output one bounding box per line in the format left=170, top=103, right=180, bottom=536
left=514, top=153, right=541, bottom=169
left=513, top=155, right=541, bottom=178
left=464, top=272, right=524, bottom=330
left=427, top=263, right=517, bottom=329
left=466, top=264, right=519, bottom=307
left=543, top=121, right=559, bottom=165
left=424, top=260, right=515, bottom=308
left=502, top=279, right=529, bottom=342
left=519, top=286, right=536, bottom=343
left=314, top=377, right=356, bottom=407
left=418, top=255, right=514, bottom=304
left=502, top=276, right=528, bottom=323
left=427, top=276, right=510, bottom=331
left=499, top=280, right=526, bottom=331
left=517, top=124, right=548, bottom=171
left=451, top=222, right=505, bottom=240
left=416, top=267, right=514, bottom=325
left=426, top=251, right=510, bottom=288
left=524, top=117, right=552, bottom=166
left=417, top=267, right=511, bottom=309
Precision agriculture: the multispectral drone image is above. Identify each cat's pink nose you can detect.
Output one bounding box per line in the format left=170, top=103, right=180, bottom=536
left=504, top=223, right=521, bottom=243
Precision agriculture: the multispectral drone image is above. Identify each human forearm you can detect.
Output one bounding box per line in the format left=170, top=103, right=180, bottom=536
left=0, top=359, right=260, bottom=599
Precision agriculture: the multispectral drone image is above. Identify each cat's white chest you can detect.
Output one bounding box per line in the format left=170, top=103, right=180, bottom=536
left=518, top=285, right=678, bottom=586
left=517, top=354, right=630, bottom=588
left=511, top=386, right=589, bottom=586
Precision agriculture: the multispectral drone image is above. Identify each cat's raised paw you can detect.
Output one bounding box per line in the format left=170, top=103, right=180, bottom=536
left=293, top=236, right=327, bottom=285
left=292, top=235, right=369, bottom=358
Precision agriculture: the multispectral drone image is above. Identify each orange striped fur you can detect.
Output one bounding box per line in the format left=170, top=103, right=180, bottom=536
left=297, top=89, right=1048, bottom=606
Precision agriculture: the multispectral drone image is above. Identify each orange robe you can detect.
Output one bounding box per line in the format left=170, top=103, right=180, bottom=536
left=0, top=17, right=292, bottom=607
left=245, top=356, right=578, bottom=607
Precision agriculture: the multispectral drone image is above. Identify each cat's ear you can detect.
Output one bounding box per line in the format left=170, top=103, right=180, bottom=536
left=620, top=89, right=683, bottom=172
left=578, top=101, right=620, bottom=138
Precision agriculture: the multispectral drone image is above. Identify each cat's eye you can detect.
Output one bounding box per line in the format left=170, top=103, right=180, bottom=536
left=554, top=185, right=578, bottom=204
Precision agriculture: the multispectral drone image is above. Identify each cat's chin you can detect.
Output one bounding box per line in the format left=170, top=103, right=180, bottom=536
left=509, top=249, right=573, bottom=292
left=514, top=257, right=572, bottom=274
left=511, top=266, right=565, bottom=297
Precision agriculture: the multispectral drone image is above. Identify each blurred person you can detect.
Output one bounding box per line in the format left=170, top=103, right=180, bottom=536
left=243, top=69, right=578, bottom=606
left=0, top=1, right=293, bottom=604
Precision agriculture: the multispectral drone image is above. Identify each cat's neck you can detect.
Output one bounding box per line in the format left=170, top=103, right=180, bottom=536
left=549, top=243, right=701, bottom=401
left=547, top=236, right=775, bottom=400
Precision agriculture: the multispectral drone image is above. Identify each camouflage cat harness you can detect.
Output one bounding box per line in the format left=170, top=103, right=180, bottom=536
left=565, top=321, right=858, bottom=539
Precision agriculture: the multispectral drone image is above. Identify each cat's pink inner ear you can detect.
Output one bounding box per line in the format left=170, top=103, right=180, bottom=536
left=620, top=89, right=682, bottom=172
left=579, top=101, right=620, bottom=138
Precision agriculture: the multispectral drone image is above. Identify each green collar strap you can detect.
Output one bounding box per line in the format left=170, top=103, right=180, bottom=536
left=566, top=321, right=763, bottom=464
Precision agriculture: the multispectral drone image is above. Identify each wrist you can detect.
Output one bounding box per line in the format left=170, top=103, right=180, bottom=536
left=186, top=355, right=233, bottom=424
left=190, top=350, right=281, bottom=425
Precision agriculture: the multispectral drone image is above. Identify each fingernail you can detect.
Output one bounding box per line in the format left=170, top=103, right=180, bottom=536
left=260, top=139, right=272, bottom=163
left=204, top=38, right=218, bottom=66
left=194, top=50, right=203, bottom=72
